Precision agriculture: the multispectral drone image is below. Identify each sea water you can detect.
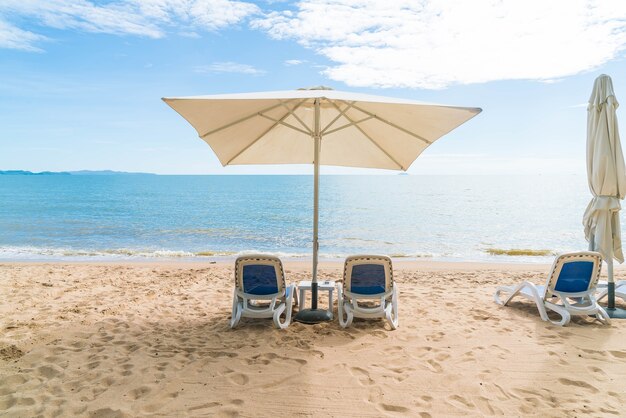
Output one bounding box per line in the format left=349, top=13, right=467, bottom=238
left=0, top=174, right=597, bottom=262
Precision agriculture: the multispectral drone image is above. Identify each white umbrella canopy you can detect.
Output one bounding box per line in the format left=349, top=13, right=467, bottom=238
left=584, top=75, right=626, bottom=263
left=163, top=88, right=481, bottom=170
left=163, top=87, right=481, bottom=323
left=583, top=74, right=626, bottom=315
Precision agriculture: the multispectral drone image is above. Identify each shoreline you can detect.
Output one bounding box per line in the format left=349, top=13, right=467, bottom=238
left=5, top=257, right=626, bottom=275
left=0, top=258, right=556, bottom=272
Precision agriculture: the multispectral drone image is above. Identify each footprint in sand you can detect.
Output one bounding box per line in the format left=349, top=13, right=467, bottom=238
left=378, top=403, right=409, bottom=413
left=0, top=395, right=16, bottom=410
left=38, top=364, right=64, bottom=379
left=587, top=366, right=607, bottom=377
left=87, top=360, right=101, bottom=370
left=349, top=366, right=375, bottom=386
left=558, top=378, right=599, bottom=393
left=385, top=366, right=414, bottom=382
left=384, top=345, right=404, bottom=355
left=128, top=385, right=152, bottom=400
left=187, top=402, right=221, bottom=412
left=245, top=352, right=278, bottom=365
left=425, top=359, right=443, bottom=373
left=473, top=395, right=496, bottom=415
left=216, top=407, right=240, bottom=418
left=425, top=332, right=444, bottom=342
left=120, top=363, right=133, bottom=376
left=88, top=407, right=130, bottom=418
left=227, top=373, right=249, bottom=385
left=100, top=376, right=116, bottom=387
left=447, top=394, right=475, bottom=411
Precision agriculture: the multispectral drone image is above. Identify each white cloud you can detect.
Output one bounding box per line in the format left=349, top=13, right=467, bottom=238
left=0, top=0, right=259, bottom=50
left=0, top=19, right=48, bottom=52
left=284, top=59, right=306, bottom=66
left=178, top=31, right=201, bottom=38
left=568, top=103, right=589, bottom=109
left=252, top=0, right=626, bottom=89
left=194, top=61, right=266, bottom=75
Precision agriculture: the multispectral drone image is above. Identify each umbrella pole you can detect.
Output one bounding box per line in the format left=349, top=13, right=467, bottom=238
left=605, top=252, right=626, bottom=318
left=294, top=98, right=332, bottom=324
left=608, top=258, right=615, bottom=310
left=603, top=244, right=626, bottom=318
left=311, top=99, right=320, bottom=310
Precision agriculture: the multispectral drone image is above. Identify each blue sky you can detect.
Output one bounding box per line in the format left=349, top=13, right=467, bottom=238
left=2, top=0, right=626, bottom=175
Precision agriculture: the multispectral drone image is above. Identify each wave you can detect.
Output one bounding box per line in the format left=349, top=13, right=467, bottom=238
left=0, top=246, right=231, bottom=260
left=342, top=237, right=397, bottom=245
left=0, top=246, right=438, bottom=261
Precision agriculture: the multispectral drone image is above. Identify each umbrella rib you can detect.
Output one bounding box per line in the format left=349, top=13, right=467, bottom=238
left=320, top=100, right=356, bottom=135
left=328, top=101, right=404, bottom=170
left=279, top=100, right=313, bottom=135
left=323, top=115, right=375, bottom=136
left=226, top=99, right=308, bottom=165
left=200, top=101, right=294, bottom=139
left=257, top=113, right=311, bottom=136
left=347, top=102, right=432, bottom=145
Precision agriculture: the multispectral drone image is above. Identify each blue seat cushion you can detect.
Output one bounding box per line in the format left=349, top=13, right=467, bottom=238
left=350, top=264, right=386, bottom=295
left=554, top=261, right=594, bottom=293
left=242, top=264, right=279, bottom=295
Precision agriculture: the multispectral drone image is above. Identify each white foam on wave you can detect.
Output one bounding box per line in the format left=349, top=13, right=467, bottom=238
left=0, top=246, right=557, bottom=263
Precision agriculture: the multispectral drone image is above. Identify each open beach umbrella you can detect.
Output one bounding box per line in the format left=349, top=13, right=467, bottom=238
left=583, top=74, right=626, bottom=317
left=163, top=87, right=481, bottom=323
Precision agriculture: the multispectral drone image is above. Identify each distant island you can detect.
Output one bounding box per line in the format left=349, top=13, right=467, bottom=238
left=0, top=170, right=156, bottom=176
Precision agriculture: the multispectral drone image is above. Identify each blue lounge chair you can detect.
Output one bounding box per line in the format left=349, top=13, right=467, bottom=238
left=494, top=252, right=610, bottom=326
left=230, top=255, right=296, bottom=329
left=337, top=255, right=398, bottom=329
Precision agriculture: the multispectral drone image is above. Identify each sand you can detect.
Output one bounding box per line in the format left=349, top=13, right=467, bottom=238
left=0, top=260, right=625, bottom=417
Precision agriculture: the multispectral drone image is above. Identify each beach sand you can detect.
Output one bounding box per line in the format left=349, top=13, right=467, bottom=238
left=1, top=260, right=625, bottom=417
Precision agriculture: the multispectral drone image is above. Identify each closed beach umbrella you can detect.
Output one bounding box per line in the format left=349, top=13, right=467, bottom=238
left=163, top=87, right=481, bottom=323
left=583, top=74, right=626, bottom=317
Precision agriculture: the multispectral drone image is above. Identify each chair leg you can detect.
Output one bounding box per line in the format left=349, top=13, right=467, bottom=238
left=494, top=283, right=525, bottom=306
left=337, top=283, right=353, bottom=328
left=292, top=285, right=299, bottom=307
left=596, top=306, right=611, bottom=325
left=495, top=281, right=554, bottom=323
left=272, top=303, right=289, bottom=329
left=230, top=289, right=242, bottom=329
left=385, top=285, right=399, bottom=330
left=272, top=285, right=294, bottom=329
left=543, top=302, right=571, bottom=326
left=274, top=284, right=295, bottom=329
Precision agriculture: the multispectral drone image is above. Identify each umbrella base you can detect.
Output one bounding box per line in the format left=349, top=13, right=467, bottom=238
left=294, top=308, right=333, bottom=324
left=604, top=307, right=626, bottom=319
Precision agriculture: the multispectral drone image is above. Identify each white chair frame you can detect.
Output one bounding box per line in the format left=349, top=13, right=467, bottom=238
left=494, top=252, right=610, bottom=326
left=337, top=255, right=398, bottom=329
left=230, top=255, right=296, bottom=329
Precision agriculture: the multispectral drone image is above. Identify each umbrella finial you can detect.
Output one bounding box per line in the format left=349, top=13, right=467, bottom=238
left=590, top=74, right=616, bottom=107
left=298, top=86, right=334, bottom=91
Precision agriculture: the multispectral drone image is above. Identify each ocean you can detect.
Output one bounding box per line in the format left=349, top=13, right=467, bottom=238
left=0, top=174, right=598, bottom=263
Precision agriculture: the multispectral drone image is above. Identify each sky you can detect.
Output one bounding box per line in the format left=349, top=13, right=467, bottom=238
left=2, top=0, right=626, bottom=175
